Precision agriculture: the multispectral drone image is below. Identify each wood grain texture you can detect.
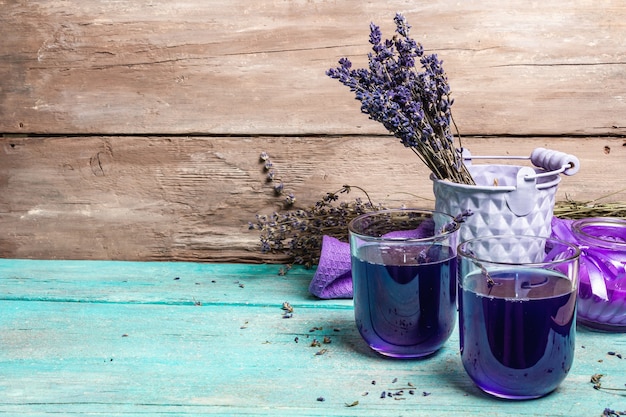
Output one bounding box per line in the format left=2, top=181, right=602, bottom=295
left=1, top=135, right=624, bottom=262
left=1, top=259, right=625, bottom=416
left=1, top=0, right=626, bottom=136
left=1, top=1, right=625, bottom=261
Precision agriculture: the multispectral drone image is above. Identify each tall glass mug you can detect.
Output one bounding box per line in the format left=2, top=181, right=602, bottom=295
left=348, top=209, right=460, bottom=358
left=457, top=235, right=580, bottom=399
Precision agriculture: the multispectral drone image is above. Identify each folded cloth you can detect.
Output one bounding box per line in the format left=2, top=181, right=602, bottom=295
left=308, top=220, right=435, bottom=299
left=308, top=235, right=352, bottom=299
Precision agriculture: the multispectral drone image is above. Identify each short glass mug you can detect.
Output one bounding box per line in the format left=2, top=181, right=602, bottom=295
left=348, top=209, right=460, bottom=358
left=457, top=235, right=580, bottom=399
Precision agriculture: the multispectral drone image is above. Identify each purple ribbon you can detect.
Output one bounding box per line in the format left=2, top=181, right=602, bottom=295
left=551, top=217, right=626, bottom=302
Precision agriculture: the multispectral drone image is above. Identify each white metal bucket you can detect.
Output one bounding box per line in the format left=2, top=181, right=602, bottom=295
left=432, top=148, right=579, bottom=244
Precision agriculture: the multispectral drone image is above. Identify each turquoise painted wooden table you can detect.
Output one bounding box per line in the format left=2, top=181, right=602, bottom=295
left=1, top=259, right=625, bottom=416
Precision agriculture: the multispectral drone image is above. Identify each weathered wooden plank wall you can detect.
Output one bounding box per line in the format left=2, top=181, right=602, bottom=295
left=1, top=1, right=625, bottom=262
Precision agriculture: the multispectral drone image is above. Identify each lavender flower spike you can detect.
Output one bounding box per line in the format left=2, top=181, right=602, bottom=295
left=327, top=14, right=474, bottom=185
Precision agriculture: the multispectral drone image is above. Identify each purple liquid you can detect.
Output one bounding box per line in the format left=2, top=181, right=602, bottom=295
left=352, top=244, right=457, bottom=358
left=459, top=268, right=576, bottom=399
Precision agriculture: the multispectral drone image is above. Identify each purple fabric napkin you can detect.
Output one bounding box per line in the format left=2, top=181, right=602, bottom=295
left=308, top=220, right=435, bottom=299
left=308, top=235, right=352, bottom=299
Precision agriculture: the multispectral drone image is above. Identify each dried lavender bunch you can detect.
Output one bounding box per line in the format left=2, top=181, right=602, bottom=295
left=249, top=185, right=383, bottom=267
left=554, top=197, right=626, bottom=219
left=327, top=13, right=474, bottom=185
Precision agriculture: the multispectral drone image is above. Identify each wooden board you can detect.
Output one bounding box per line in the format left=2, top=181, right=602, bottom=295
left=1, top=135, right=624, bottom=262
left=1, top=259, right=626, bottom=416
left=1, top=1, right=626, bottom=262
left=2, top=0, right=626, bottom=136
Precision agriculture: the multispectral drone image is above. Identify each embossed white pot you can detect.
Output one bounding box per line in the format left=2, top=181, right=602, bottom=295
left=432, top=164, right=561, bottom=244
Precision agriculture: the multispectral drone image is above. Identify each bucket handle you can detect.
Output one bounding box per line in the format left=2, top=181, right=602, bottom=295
left=462, top=147, right=580, bottom=178
left=461, top=148, right=579, bottom=217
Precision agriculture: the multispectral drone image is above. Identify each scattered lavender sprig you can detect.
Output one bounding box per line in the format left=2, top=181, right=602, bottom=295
left=440, top=209, right=473, bottom=233
left=252, top=152, right=384, bottom=267
left=249, top=183, right=382, bottom=268
left=327, top=13, right=474, bottom=185
left=259, top=151, right=294, bottom=206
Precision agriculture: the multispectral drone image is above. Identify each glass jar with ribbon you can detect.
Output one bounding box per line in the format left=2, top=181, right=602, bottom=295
left=571, top=217, right=626, bottom=331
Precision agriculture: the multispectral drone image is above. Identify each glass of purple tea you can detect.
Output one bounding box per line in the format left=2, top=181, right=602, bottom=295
left=348, top=209, right=460, bottom=358
left=457, top=235, right=580, bottom=399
